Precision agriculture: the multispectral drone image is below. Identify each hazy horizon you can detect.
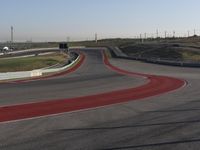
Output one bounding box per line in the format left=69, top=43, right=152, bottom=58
left=0, top=0, right=200, bottom=42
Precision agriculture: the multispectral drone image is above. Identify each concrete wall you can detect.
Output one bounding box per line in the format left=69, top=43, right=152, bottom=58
left=109, top=46, right=200, bottom=68
left=0, top=54, right=80, bottom=81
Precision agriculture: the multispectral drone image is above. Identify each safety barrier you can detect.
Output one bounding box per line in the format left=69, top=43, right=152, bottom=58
left=108, top=46, right=200, bottom=68
left=0, top=54, right=80, bottom=81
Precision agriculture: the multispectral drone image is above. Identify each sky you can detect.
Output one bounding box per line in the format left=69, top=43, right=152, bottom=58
left=0, top=0, right=200, bottom=42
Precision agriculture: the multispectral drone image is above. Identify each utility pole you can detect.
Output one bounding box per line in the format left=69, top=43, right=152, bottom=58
left=156, top=29, right=159, bottom=38
left=95, top=33, right=98, bottom=43
left=173, top=31, right=175, bottom=38
left=10, top=26, right=14, bottom=49
left=140, top=34, right=143, bottom=43
left=165, top=31, right=167, bottom=39
left=144, top=33, right=147, bottom=39
left=187, top=31, right=190, bottom=37
left=194, top=29, right=196, bottom=36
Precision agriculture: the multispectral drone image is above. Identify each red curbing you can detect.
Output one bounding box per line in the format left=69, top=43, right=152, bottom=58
left=0, top=50, right=186, bottom=123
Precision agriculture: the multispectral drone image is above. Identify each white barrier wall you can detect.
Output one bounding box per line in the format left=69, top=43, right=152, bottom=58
left=0, top=71, right=33, bottom=80
left=0, top=55, right=80, bottom=81
left=31, top=70, right=42, bottom=77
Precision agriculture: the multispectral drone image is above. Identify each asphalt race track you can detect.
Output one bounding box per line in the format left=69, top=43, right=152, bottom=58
left=0, top=48, right=200, bottom=150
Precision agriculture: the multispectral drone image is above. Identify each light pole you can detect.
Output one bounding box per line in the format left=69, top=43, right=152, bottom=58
left=173, top=31, right=175, bottom=38
left=194, top=29, right=196, bottom=36
left=95, top=33, right=98, bottom=43
left=11, top=26, right=13, bottom=43
left=156, top=29, right=159, bottom=38
left=165, top=31, right=167, bottom=39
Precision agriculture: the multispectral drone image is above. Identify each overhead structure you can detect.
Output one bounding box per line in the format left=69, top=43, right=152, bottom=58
left=59, top=42, right=69, bottom=53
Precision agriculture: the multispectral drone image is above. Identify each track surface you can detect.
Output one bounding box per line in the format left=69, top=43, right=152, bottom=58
left=0, top=48, right=200, bottom=150
left=0, top=49, right=184, bottom=122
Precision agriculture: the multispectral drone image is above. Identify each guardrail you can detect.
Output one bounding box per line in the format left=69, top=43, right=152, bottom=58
left=108, top=46, right=200, bottom=68
left=41, top=55, right=79, bottom=74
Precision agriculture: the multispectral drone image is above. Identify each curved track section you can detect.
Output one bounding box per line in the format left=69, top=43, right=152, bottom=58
left=0, top=49, right=185, bottom=123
